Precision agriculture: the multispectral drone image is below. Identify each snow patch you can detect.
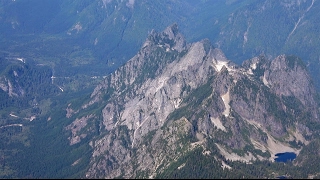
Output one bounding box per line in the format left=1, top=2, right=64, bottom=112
left=214, top=60, right=228, bottom=72
left=213, top=59, right=235, bottom=73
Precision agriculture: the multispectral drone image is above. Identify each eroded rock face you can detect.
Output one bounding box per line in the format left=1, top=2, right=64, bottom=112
left=66, top=24, right=320, bottom=178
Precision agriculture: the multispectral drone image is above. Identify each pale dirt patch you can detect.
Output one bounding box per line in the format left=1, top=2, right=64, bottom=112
left=66, top=114, right=94, bottom=145
left=23, top=116, right=36, bottom=121
left=196, top=132, right=204, bottom=141
left=190, top=132, right=206, bottom=150
left=250, top=61, right=257, bottom=70
left=190, top=139, right=205, bottom=149
left=210, top=117, right=227, bottom=132
left=221, top=161, right=232, bottom=169
left=247, top=68, right=254, bottom=75
left=221, top=90, right=230, bottom=117
left=0, top=124, right=23, bottom=128
left=177, top=163, right=185, bottom=170
left=72, top=158, right=81, bottom=166
left=202, top=150, right=211, bottom=155
left=66, top=103, right=79, bottom=118
left=250, top=138, right=268, bottom=152
left=9, top=113, right=19, bottom=118
left=57, top=85, right=64, bottom=92
left=215, top=143, right=256, bottom=163
left=29, top=116, right=36, bottom=121
left=266, top=133, right=300, bottom=161
left=290, top=125, right=309, bottom=145
left=262, top=73, right=270, bottom=87
left=0, top=81, right=8, bottom=92
left=245, top=119, right=301, bottom=161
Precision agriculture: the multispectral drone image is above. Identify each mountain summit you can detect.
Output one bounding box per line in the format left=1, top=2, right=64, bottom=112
left=65, top=24, right=320, bottom=178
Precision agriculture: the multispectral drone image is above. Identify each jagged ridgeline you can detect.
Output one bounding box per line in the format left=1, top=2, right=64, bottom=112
left=66, top=24, right=320, bottom=178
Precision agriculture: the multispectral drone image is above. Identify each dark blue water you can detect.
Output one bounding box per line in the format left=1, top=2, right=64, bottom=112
left=276, top=175, right=287, bottom=179
left=274, top=152, right=296, bottom=163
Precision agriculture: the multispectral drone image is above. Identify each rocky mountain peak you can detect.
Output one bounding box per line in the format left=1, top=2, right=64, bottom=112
left=65, top=24, right=320, bottom=178
left=242, top=55, right=268, bottom=70
left=264, top=55, right=317, bottom=111
left=269, top=55, right=306, bottom=71
left=163, top=23, right=179, bottom=40
left=240, top=54, right=319, bottom=122
left=144, top=23, right=186, bottom=52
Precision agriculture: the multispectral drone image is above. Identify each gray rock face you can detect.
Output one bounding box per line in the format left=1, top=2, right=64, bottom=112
left=264, top=55, right=318, bottom=120
left=66, top=24, right=320, bottom=178
left=0, top=76, right=25, bottom=97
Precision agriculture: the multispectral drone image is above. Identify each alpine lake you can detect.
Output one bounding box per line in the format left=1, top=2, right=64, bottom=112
left=274, top=152, right=297, bottom=163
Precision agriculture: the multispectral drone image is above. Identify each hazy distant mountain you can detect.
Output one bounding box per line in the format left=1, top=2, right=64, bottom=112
left=1, top=0, right=320, bottom=89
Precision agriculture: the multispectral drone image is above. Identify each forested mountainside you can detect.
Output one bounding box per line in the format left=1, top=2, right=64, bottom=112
left=1, top=0, right=320, bottom=178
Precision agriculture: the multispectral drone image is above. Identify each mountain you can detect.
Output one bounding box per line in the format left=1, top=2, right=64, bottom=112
left=64, top=24, right=320, bottom=178
left=1, top=0, right=320, bottom=178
